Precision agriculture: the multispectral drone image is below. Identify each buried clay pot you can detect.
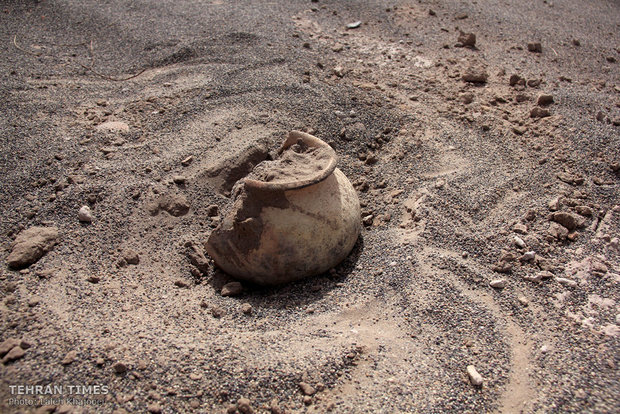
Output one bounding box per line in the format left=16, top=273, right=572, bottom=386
left=205, top=131, right=361, bottom=285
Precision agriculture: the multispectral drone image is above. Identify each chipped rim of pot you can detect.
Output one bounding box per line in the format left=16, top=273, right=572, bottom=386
left=242, top=130, right=338, bottom=192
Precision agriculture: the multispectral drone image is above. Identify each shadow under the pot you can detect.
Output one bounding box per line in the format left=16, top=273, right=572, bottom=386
left=206, top=232, right=364, bottom=310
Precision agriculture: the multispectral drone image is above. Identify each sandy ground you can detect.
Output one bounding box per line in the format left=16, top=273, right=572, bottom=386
left=1, top=0, right=619, bottom=413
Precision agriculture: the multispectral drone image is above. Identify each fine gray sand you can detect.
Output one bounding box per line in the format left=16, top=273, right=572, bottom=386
left=247, top=139, right=334, bottom=185
left=0, top=1, right=619, bottom=413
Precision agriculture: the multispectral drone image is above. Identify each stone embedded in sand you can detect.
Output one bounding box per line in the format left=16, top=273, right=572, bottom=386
left=462, top=68, right=488, bottom=83
left=527, top=79, right=541, bottom=87
left=548, top=222, right=569, bottom=240
left=524, top=273, right=542, bottom=283
left=236, top=398, right=254, bottom=414
left=174, top=279, right=189, bottom=288
left=458, top=32, right=476, bottom=47
left=527, top=42, right=542, bottom=53
left=513, top=223, right=528, bottom=234
left=78, top=205, right=94, bottom=222
left=162, top=194, right=190, bottom=216
left=61, top=350, right=77, bottom=365
left=514, top=236, right=526, bottom=248
left=557, top=277, right=577, bottom=287
left=96, top=121, right=129, bottom=133
left=548, top=196, right=561, bottom=211
left=530, top=107, right=550, bottom=118
left=509, top=74, right=525, bottom=87
left=489, top=279, right=507, bottom=289
left=147, top=403, right=162, bottom=414
left=221, top=282, right=243, bottom=297
left=0, top=338, right=20, bottom=357
left=149, top=194, right=190, bottom=217
left=241, top=303, right=252, bottom=315
left=492, top=261, right=512, bottom=273
left=206, top=204, right=219, bottom=217
left=2, top=346, right=25, bottom=364
left=299, top=382, right=316, bottom=396
left=467, top=365, right=483, bottom=386
left=122, top=249, right=140, bottom=265
left=539, top=271, right=554, bottom=279
left=113, top=361, right=128, bottom=374
left=537, top=94, right=554, bottom=106
left=522, top=251, right=536, bottom=261
left=551, top=212, right=584, bottom=231
left=185, top=242, right=209, bottom=274
left=210, top=306, right=225, bottom=318
left=575, top=205, right=593, bottom=217
left=7, top=226, right=59, bottom=269
left=270, top=399, right=284, bottom=414
left=461, top=93, right=474, bottom=104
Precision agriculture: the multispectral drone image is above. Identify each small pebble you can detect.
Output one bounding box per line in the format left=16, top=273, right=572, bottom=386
left=173, top=176, right=187, bottom=185
left=221, top=282, right=243, bottom=297
left=174, top=279, right=189, bottom=288
left=346, top=21, right=362, bottom=29
left=299, top=382, right=316, bottom=396
left=147, top=403, right=162, bottom=414
left=207, top=204, right=219, bottom=217
left=2, top=346, right=25, bottom=364
left=236, top=397, right=254, bottom=414
left=524, top=273, right=542, bottom=283
left=122, top=249, right=140, bottom=265
left=241, top=303, right=253, bottom=315
left=539, top=271, right=554, bottom=279
left=530, top=107, right=550, bottom=118
left=513, top=223, right=528, bottom=234
left=113, top=361, right=128, bottom=374
left=527, top=42, right=542, bottom=53
left=514, top=236, right=526, bottom=248
left=458, top=32, right=476, bottom=47
left=211, top=306, right=225, bottom=318
left=490, top=279, right=507, bottom=289
left=467, top=365, right=483, bottom=386
left=78, top=205, right=94, bottom=222
left=462, top=68, right=488, bottom=83
left=537, top=94, right=554, bottom=106
left=181, top=156, right=194, bottom=166
left=556, top=277, right=577, bottom=287
left=61, top=350, right=77, bottom=365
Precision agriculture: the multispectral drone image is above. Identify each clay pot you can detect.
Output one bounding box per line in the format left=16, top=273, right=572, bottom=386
left=206, top=131, right=361, bottom=285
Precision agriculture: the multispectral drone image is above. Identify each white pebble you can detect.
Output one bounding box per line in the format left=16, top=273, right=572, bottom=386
left=467, top=365, right=483, bottom=386
left=489, top=279, right=507, bottom=289
left=78, top=205, right=94, bottom=222
left=556, top=277, right=577, bottom=287
left=522, top=251, right=536, bottom=261
left=524, top=273, right=542, bottom=283
left=514, top=236, right=526, bottom=248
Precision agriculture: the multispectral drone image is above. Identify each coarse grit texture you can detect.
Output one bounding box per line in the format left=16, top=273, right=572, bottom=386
left=0, top=1, right=618, bottom=413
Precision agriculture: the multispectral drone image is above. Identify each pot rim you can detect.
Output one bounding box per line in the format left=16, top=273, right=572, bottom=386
left=243, top=130, right=338, bottom=191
